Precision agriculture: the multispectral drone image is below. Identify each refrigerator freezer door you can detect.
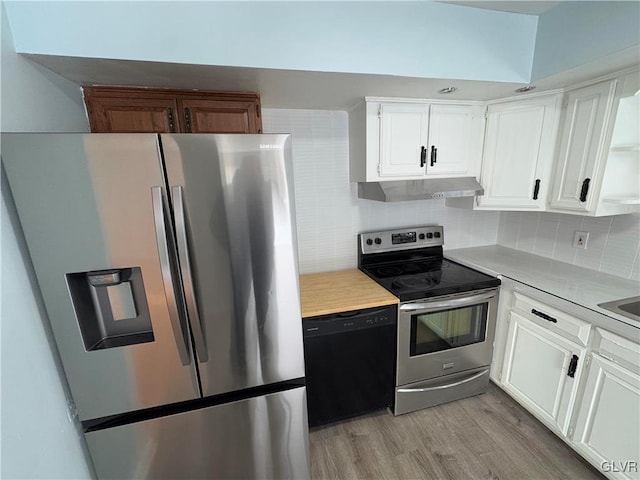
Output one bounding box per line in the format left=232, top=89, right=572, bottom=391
left=161, top=134, right=305, bottom=396
left=2, top=134, right=200, bottom=421
left=85, top=386, right=310, bottom=479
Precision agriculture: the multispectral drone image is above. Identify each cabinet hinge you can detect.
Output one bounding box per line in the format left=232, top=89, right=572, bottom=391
left=378, top=105, right=382, bottom=118
left=585, top=355, right=592, bottom=367
left=184, top=107, right=192, bottom=133
left=483, top=107, right=488, bottom=120
left=562, top=95, right=569, bottom=108
left=568, top=426, right=574, bottom=438
left=256, top=105, right=261, bottom=118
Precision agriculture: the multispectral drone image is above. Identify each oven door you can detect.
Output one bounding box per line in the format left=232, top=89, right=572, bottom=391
left=397, top=288, right=498, bottom=386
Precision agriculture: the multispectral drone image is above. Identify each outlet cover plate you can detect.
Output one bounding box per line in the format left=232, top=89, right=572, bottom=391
left=573, top=231, right=589, bottom=249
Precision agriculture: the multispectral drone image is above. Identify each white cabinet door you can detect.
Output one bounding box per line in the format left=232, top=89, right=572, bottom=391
left=549, top=80, right=618, bottom=213
left=378, top=103, right=430, bottom=178
left=477, top=94, right=560, bottom=210
left=572, top=355, right=640, bottom=480
left=426, top=105, right=481, bottom=177
left=501, top=311, right=585, bottom=435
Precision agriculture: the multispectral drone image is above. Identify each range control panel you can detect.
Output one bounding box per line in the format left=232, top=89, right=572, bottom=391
left=359, top=226, right=444, bottom=254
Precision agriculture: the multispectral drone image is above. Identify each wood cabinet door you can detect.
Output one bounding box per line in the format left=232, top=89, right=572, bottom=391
left=549, top=80, right=618, bottom=213
left=572, top=354, right=640, bottom=479
left=426, top=104, right=482, bottom=177
left=478, top=95, right=560, bottom=210
left=378, top=103, right=430, bottom=178
left=179, top=99, right=261, bottom=134
left=501, top=310, right=585, bottom=435
left=85, top=96, right=179, bottom=133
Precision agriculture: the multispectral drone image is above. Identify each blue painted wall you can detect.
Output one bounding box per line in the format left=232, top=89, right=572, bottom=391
left=1, top=3, right=92, bottom=478
left=4, top=1, right=537, bottom=83
left=532, top=1, right=640, bottom=80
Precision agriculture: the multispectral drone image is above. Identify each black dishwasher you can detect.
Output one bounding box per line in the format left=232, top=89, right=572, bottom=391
left=303, top=305, right=397, bottom=427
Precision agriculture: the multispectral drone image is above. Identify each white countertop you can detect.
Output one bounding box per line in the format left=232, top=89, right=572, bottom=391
left=445, top=245, right=640, bottom=329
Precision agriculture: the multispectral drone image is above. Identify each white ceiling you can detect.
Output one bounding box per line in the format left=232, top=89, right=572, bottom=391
left=443, top=1, right=563, bottom=15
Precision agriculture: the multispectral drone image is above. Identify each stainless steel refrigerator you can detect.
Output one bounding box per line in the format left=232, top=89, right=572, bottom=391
left=2, top=133, right=309, bottom=479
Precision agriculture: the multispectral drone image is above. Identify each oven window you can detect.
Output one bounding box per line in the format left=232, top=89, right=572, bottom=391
left=410, top=303, right=487, bottom=356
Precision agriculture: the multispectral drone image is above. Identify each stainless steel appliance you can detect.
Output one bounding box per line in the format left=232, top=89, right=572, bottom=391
left=358, top=226, right=500, bottom=415
left=3, top=133, right=309, bottom=479
left=303, top=305, right=397, bottom=427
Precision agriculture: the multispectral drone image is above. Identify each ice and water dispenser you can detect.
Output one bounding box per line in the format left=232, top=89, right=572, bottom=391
left=67, top=267, right=154, bottom=351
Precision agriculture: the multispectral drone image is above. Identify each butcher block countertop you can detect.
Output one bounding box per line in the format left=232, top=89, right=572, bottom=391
left=300, top=269, right=399, bottom=318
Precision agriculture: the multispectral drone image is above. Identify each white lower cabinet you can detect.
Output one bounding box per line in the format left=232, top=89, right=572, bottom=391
left=493, top=282, right=640, bottom=479
left=571, top=333, right=640, bottom=480
left=501, top=310, right=585, bottom=435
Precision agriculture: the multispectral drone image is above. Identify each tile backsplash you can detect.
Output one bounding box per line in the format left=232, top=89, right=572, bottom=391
left=263, top=108, right=500, bottom=274
left=264, top=108, right=639, bottom=280
left=498, top=211, right=640, bottom=281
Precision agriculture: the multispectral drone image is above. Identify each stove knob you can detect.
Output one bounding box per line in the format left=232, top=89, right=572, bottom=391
left=434, top=232, right=441, bottom=238
left=366, top=238, right=373, bottom=246
left=426, top=232, right=433, bottom=239
left=419, top=233, right=425, bottom=240
left=374, top=238, right=382, bottom=245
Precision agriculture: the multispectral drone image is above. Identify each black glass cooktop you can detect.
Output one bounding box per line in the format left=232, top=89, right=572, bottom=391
left=361, top=258, right=500, bottom=302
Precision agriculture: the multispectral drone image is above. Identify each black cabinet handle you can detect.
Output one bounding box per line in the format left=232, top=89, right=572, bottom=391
left=567, top=355, right=579, bottom=378
left=531, top=308, right=557, bottom=323
left=431, top=146, right=437, bottom=167
left=533, top=179, right=541, bottom=200
left=579, top=178, right=591, bottom=202
left=420, top=146, right=427, bottom=167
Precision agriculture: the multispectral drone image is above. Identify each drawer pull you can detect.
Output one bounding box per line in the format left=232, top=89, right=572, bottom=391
left=567, top=354, right=579, bottom=378
left=531, top=308, right=557, bottom=323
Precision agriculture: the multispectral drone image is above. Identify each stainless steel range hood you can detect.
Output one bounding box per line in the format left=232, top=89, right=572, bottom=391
left=357, top=177, right=484, bottom=202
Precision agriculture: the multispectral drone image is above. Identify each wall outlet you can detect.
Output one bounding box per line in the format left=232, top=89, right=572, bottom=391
left=573, top=231, right=589, bottom=249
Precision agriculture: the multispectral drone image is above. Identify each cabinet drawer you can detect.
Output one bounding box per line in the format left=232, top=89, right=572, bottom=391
left=512, top=292, right=591, bottom=346
left=592, top=328, right=640, bottom=375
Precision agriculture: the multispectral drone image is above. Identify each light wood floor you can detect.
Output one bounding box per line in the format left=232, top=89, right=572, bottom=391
left=309, top=383, right=603, bottom=480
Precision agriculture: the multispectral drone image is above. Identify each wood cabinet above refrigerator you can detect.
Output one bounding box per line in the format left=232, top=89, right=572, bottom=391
left=83, top=86, right=262, bottom=134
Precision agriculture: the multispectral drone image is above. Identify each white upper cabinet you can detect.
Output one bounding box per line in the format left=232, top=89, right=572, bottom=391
left=476, top=93, right=561, bottom=210
left=378, top=102, right=430, bottom=177
left=428, top=104, right=480, bottom=176
left=549, top=73, right=640, bottom=216
left=349, top=98, right=484, bottom=182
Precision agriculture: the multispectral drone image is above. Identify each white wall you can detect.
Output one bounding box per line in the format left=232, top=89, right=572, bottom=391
left=263, top=108, right=501, bottom=274
left=1, top=2, right=92, bottom=478
left=497, top=211, right=640, bottom=282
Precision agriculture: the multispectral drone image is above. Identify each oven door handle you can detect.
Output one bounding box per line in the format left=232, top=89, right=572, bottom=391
left=397, top=368, right=489, bottom=393
left=399, top=290, right=497, bottom=313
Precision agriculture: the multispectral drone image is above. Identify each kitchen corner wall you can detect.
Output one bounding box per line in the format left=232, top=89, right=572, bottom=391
left=263, top=109, right=501, bottom=274
left=498, top=211, right=640, bottom=282
left=1, top=4, right=92, bottom=478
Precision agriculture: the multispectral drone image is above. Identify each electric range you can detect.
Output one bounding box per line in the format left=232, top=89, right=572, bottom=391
left=358, top=225, right=501, bottom=415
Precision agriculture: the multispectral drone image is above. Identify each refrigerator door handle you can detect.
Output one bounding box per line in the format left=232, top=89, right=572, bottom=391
left=151, top=186, right=191, bottom=366
left=172, top=185, right=209, bottom=362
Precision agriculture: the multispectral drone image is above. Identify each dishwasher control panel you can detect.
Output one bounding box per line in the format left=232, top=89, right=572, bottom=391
left=302, top=305, right=396, bottom=337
